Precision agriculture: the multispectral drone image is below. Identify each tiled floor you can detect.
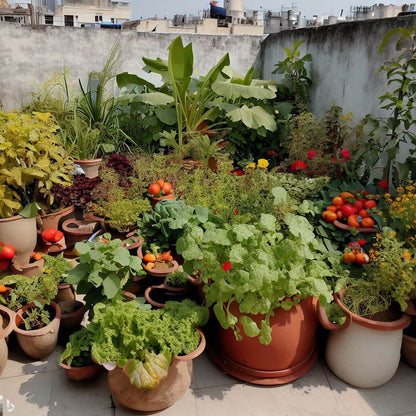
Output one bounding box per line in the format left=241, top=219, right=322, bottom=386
left=1, top=342, right=416, bottom=416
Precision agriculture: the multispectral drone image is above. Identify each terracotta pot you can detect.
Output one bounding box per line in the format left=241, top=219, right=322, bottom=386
left=319, top=290, right=411, bottom=388
left=54, top=283, right=76, bottom=303
left=108, top=329, right=205, bottom=412
left=128, top=275, right=146, bottom=295
left=145, top=281, right=191, bottom=309
left=58, top=300, right=85, bottom=330
left=137, top=245, right=179, bottom=278
left=0, top=306, right=15, bottom=376
left=60, top=360, right=101, bottom=381
left=62, top=216, right=104, bottom=249
left=151, top=193, right=176, bottom=209
left=122, top=232, right=143, bottom=252
left=0, top=215, right=37, bottom=266
left=14, top=301, right=61, bottom=360
left=402, top=333, right=416, bottom=368
left=11, top=258, right=44, bottom=278
left=38, top=205, right=75, bottom=231
left=73, top=158, right=102, bottom=179
left=209, top=298, right=319, bottom=385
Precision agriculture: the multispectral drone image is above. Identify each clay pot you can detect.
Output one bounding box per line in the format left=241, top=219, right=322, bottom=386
left=14, top=301, right=61, bottom=360
left=151, top=193, right=176, bottom=209
left=145, top=281, right=191, bottom=309
left=11, top=258, right=44, bottom=278
left=62, top=216, right=104, bottom=249
left=73, top=159, right=102, bottom=179
left=38, top=205, right=75, bottom=231
left=122, top=232, right=143, bottom=252
left=0, top=215, right=37, bottom=266
left=137, top=245, right=179, bottom=278
left=60, top=360, right=101, bottom=381
left=128, top=275, right=147, bottom=295
left=319, top=290, right=411, bottom=388
left=0, top=306, right=15, bottom=376
left=58, top=300, right=85, bottom=330
left=209, top=298, right=319, bottom=385
left=108, top=329, right=205, bottom=412
left=54, top=283, right=76, bottom=303
left=402, top=333, right=416, bottom=368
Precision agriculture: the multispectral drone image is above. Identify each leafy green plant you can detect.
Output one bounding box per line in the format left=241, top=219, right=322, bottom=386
left=66, top=238, right=145, bottom=310
left=60, top=327, right=95, bottom=367
left=165, top=270, right=190, bottom=288
left=42, top=254, right=71, bottom=285
left=0, top=111, right=73, bottom=218
left=21, top=307, right=51, bottom=331
left=87, top=299, right=208, bottom=389
left=177, top=210, right=344, bottom=344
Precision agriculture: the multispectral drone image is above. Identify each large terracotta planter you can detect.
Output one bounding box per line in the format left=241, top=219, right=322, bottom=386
left=62, top=215, right=104, bottom=249
left=73, top=159, right=102, bottom=179
left=108, top=329, right=205, bottom=412
left=0, top=215, right=37, bottom=266
left=319, top=291, right=411, bottom=388
left=209, top=298, right=319, bottom=385
left=60, top=360, right=101, bottom=381
left=0, top=306, right=15, bottom=376
left=14, top=301, right=61, bottom=360
left=39, top=205, right=75, bottom=231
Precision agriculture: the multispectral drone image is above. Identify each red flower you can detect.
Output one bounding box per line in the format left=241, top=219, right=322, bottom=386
left=267, top=150, right=278, bottom=157
left=341, top=158, right=346, bottom=163
left=363, top=190, right=370, bottom=196
left=234, top=209, right=239, bottom=214
left=379, top=180, right=388, bottom=189
left=307, top=150, right=316, bottom=160
left=222, top=262, right=231, bottom=271
left=332, top=157, right=338, bottom=163
left=341, top=149, right=351, bottom=159
left=290, top=160, right=308, bottom=171
left=230, top=169, right=245, bottom=176
left=358, top=239, right=367, bottom=246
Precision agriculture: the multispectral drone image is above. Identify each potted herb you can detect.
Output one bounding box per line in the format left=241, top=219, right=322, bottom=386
left=177, top=202, right=341, bottom=385
left=320, top=228, right=414, bottom=388
left=88, top=299, right=208, bottom=412
left=1, top=272, right=61, bottom=359
left=0, top=111, right=73, bottom=265
left=59, top=327, right=100, bottom=381
left=66, top=237, right=145, bottom=314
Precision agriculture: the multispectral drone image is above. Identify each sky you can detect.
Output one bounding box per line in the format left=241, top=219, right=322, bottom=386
left=130, top=0, right=405, bottom=20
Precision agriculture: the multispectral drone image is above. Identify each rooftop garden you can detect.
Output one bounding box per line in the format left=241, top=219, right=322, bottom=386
left=0, top=29, right=416, bottom=410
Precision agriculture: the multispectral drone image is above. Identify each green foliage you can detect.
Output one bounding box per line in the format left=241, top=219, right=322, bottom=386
left=165, top=270, right=190, bottom=288
left=87, top=299, right=208, bottom=389
left=0, top=111, right=73, bottom=218
left=66, top=237, right=145, bottom=310
left=177, top=211, right=344, bottom=344
left=60, top=327, right=95, bottom=367
left=325, top=303, right=347, bottom=325
left=42, top=254, right=71, bottom=285
left=22, top=307, right=51, bottom=331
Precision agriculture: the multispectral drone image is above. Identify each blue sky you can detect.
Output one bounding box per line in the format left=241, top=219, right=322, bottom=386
left=130, top=0, right=405, bottom=20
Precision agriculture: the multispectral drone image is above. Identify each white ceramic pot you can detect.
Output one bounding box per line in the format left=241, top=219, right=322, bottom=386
left=319, top=291, right=411, bottom=388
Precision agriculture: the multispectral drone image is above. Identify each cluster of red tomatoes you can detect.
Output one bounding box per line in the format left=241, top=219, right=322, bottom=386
left=0, top=242, right=15, bottom=271
left=148, top=180, right=173, bottom=197
left=322, top=191, right=377, bottom=229
left=342, top=241, right=370, bottom=265
left=41, top=228, right=64, bottom=243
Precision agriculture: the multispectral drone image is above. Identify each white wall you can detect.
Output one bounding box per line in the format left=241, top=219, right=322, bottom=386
left=0, top=23, right=263, bottom=110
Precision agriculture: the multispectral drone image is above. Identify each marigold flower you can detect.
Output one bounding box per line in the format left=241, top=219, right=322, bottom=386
left=246, top=162, right=256, bottom=169
left=257, top=159, right=269, bottom=169
left=307, top=150, right=316, bottom=160
left=222, top=262, right=231, bottom=271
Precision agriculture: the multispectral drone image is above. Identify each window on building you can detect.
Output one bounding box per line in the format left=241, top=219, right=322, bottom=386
left=95, top=15, right=103, bottom=22
left=64, top=15, right=74, bottom=26
left=45, top=15, right=53, bottom=25
left=111, top=18, right=114, bottom=23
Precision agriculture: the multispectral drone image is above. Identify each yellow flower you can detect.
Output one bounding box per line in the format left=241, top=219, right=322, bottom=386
left=246, top=162, right=256, bottom=169
left=403, top=250, right=412, bottom=260
left=390, top=231, right=396, bottom=238
left=257, top=159, right=269, bottom=169
left=44, top=269, right=52, bottom=274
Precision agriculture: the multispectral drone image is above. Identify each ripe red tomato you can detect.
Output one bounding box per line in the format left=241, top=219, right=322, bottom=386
left=156, top=179, right=165, bottom=188
left=148, top=183, right=162, bottom=196
left=332, top=196, right=343, bottom=206
left=326, top=205, right=338, bottom=213
left=53, top=231, right=64, bottom=242
left=353, top=200, right=364, bottom=211
left=355, top=253, right=370, bottom=265
left=162, top=182, right=173, bottom=195
left=42, top=228, right=58, bottom=242
left=361, top=217, right=375, bottom=228
left=348, top=215, right=360, bottom=228
left=343, top=252, right=356, bottom=264
left=336, top=210, right=343, bottom=220
left=358, top=209, right=369, bottom=218
left=341, top=204, right=357, bottom=218
left=322, top=211, right=337, bottom=223
left=0, top=243, right=15, bottom=260
left=364, top=200, right=377, bottom=209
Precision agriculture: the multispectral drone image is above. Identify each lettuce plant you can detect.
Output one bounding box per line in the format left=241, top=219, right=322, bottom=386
left=177, top=197, right=345, bottom=345
left=87, top=299, right=208, bottom=389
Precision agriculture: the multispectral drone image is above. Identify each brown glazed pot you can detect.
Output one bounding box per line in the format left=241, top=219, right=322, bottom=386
left=0, top=215, right=37, bottom=266
left=108, top=329, right=206, bottom=412
left=0, top=306, right=15, bottom=376
left=60, top=360, right=101, bottom=381
left=38, top=205, right=75, bottom=231
left=11, top=258, right=45, bottom=278
left=58, top=300, right=85, bottom=330
left=73, top=158, right=102, bottom=179
left=54, top=284, right=76, bottom=303
left=14, top=301, right=61, bottom=360
left=209, top=298, right=319, bottom=385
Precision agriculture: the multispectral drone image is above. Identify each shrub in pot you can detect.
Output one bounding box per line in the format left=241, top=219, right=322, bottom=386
left=87, top=299, right=208, bottom=411
left=0, top=272, right=61, bottom=359
left=0, top=111, right=73, bottom=265
left=66, top=237, right=145, bottom=315
left=320, top=228, right=414, bottom=388
left=177, top=195, right=343, bottom=384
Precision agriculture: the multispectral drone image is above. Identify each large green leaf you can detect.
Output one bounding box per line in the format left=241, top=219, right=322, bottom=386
left=226, top=105, right=277, bottom=131
left=102, top=273, right=120, bottom=299
left=116, top=72, right=155, bottom=90
left=212, top=81, right=276, bottom=100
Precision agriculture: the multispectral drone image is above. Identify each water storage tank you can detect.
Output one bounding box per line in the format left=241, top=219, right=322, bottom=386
left=224, top=0, right=244, bottom=20
left=328, top=15, right=338, bottom=24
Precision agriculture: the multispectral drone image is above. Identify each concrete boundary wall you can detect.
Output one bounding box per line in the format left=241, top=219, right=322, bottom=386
left=0, top=23, right=263, bottom=110
left=261, top=15, right=416, bottom=119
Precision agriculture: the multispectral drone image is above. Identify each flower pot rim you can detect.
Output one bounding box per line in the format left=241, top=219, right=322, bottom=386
left=59, top=359, right=99, bottom=371
left=335, top=290, right=411, bottom=331
left=0, top=305, right=15, bottom=339
left=0, top=214, right=31, bottom=223
left=39, top=205, right=75, bottom=219
left=58, top=300, right=85, bottom=317
left=73, top=158, right=103, bottom=164
left=62, top=218, right=102, bottom=236
left=174, top=328, right=206, bottom=361
left=144, top=284, right=166, bottom=309
left=14, top=301, right=61, bottom=337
